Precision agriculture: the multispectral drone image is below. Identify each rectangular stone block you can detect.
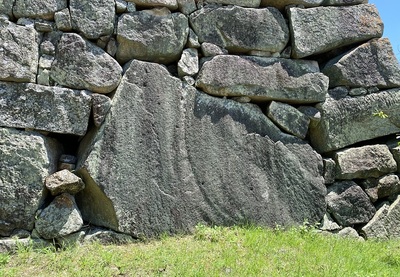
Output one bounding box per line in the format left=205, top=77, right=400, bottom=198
left=0, top=82, right=92, bottom=136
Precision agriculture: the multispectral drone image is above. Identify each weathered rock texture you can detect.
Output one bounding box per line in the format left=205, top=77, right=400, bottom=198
left=0, top=128, right=60, bottom=236
left=76, top=60, right=326, bottom=237
left=1, top=0, right=400, bottom=242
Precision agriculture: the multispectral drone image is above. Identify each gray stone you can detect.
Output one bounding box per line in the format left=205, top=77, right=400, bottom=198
left=187, top=29, right=200, bottom=48
left=335, top=145, right=397, bottom=180
left=56, top=231, right=86, bottom=247
left=0, top=0, right=13, bottom=18
left=0, top=82, right=92, bottom=136
left=328, top=86, right=349, bottom=100
left=323, top=38, right=400, bottom=89
left=35, top=193, right=83, bottom=239
left=40, top=40, right=56, bottom=55
left=76, top=59, right=326, bottom=237
left=127, top=0, right=178, bottom=10
left=337, top=227, right=364, bottom=240
left=362, top=174, right=400, bottom=202
left=267, top=101, right=310, bottom=139
left=323, top=158, right=336, bottom=185
left=326, top=181, right=376, bottom=226
left=200, top=43, right=228, bottom=57
left=84, top=228, right=134, bottom=244
left=196, top=55, right=328, bottom=104
left=45, top=170, right=85, bottom=196
left=70, top=0, right=115, bottom=39
left=323, top=0, right=368, bottom=6
left=261, top=0, right=323, bottom=9
left=310, top=90, right=400, bottom=153
left=390, top=146, right=400, bottom=173
left=0, top=19, right=39, bottom=83
left=177, top=0, right=196, bottom=14
left=116, top=11, right=189, bottom=64
left=320, top=213, right=341, bottom=231
left=361, top=195, right=400, bottom=239
left=13, top=0, right=68, bottom=20
left=54, top=8, right=72, bottom=31
left=190, top=6, right=289, bottom=54
left=178, top=48, right=199, bottom=77
left=297, top=106, right=321, bottom=127
left=0, top=238, right=51, bottom=254
left=92, top=94, right=112, bottom=127
left=116, top=0, right=128, bottom=13
left=51, top=33, right=123, bottom=94
left=349, top=87, right=368, bottom=96
left=207, top=0, right=261, bottom=7
left=0, top=128, right=61, bottom=236
left=289, top=4, right=383, bottom=58
left=34, top=21, right=54, bottom=32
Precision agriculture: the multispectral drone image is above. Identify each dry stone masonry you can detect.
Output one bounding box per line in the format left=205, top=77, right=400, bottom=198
left=1, top=0, right=400, bottom=249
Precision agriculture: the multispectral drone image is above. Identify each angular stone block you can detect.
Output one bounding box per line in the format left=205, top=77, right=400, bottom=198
left=45, top=170, right=85, bottom=196
left=13, top=0, right=68, bottom=20
left=190, top=6, right=289, bottom=54
left=196, top=55, right=328, bottom=104
left=289, top=4, right=383, bottom=58
left=127, top=0, right=178, bottom=10
left=0, top=82, right=92, bottom=136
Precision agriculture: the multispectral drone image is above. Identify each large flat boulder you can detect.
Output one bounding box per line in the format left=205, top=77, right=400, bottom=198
left=310, top=90, right=400, bottom=153
left=116, top=11, right=188, bottom=64
left=70, top=0, right=115, bottom=40
left=361, top=196, right=400, bottom=239
left=76, top=59, right=326, bottom=237
left=0, top=82, right=92, bottom=136
left=289, top=4, right=383, bottom=58
left=323, top=38, right=400, bottom=89
left=13, top=0, right=67, bottom=20
left=196, top=55, right=328, bottom=104
left=51, top=33, right=123, bottom=94
left=190, top=6, right=288, bottom=54
left=0, top=19, right=39, bottom=83
left=0, top=128, right=61, bottom=236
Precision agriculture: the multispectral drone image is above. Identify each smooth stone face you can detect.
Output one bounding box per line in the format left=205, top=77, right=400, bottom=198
left=126, top=0, right=178, bottom=10
left=310, top=90, right=400, bottom=153
left=361, top=196, right=400, bottom=239
left=35, top=193, right=83, bottom=239
left=51, top=33, right=123, bottom=94
left=289, top=4, right=383, bottom=58
left=267, top=101, right=310, bottom=139
left=196, top=55, right=328, bottom=104
left=335, top=145, right=397, bottom=180
left=0, top=19, right=39, bottom=83
left=0, top=82, right=92, bottom=136
left=0, top=128, right=61, bottom=236
left=190, top=6, right=289, bottom=54
left=326, top=181, right=376, bottom=226
left=70, top=0, right=115, bottom=40
left=13, top=0, right=68, bottom=20
left=116, top=11, right=188, bottom=64
left=323, top=38, right=400, bottom=88
left=76, top=59, right=326, bottom=237
left=45, top=170, right=85, bottom=196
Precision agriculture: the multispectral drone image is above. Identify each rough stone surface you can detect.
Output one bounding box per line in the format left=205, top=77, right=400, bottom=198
left=0, top=128, right=60, bottom=236
left=51, top=33, right=122, bottom=94
left=70, top=0, right=115, bottom=40
left=116, top=11, right=188, bottom=64
left=35, top=193, right=83, bottom=239
left=54, top=8, right=72, bottom=31
left=207, top=0, right=261, bottom=7
left=267, top=101, right=310, bottom=139
left=289, top=4, right=383, bottom=58
left=0, top=19, right=39, bottom=83
left=390, top=146, right=400, bottom=173
left=0, top=82, right=92, bottom=136
left=320, top=213, right=341, bottom=231
left=323, top=0, right=368, bottom=5
left=177, top=0, right=196, bottom=14
left=178, top=48, right=199, bottom=77
left=361, top=196, right=400, bottom=239
left=261, top=0, right=323, bottom=9
left=310, top=90, right=400, bottom=153
left=362, top=174, right=400, bottom=202
left=76, top=59, right=326, bottom=237
left=187, top=29, right=200, bottom=48
left=297, top=106, right=321, bottom=127
left=201, top=43, right=228, bottom=57
left=326, top=181, right=376, bottom=226
left=323, top=158, right=336, bottom=185
left=323, top=38, right=400, bottom=89
left=0, top=0, right=14, bottom=18
left=337, top=227, right=364, bottom=240
left=0, top=238, right=51, bottom=254
left=196, top=55, right=328, bottom=104
left=335, top=145, right=397, bottom=180
left=13, top=0, right=68, bottom=20
left=92, top=94, right=112, bottom=127
left=45, top=170, right=85, bottom=196
left=127, top=0, right=178, bottom=10
left=84, top=228, right=135, bottom=244
left=190, top=6, right=289, bottom=54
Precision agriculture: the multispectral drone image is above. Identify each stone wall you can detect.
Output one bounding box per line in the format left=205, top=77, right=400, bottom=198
left=1, top=0, right=400, bottom=247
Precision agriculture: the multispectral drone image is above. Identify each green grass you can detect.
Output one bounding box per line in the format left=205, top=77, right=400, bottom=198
left=1, top=225, right=400, bottom=276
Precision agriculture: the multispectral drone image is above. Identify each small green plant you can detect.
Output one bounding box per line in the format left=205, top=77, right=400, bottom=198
left=0, top=253, right=10, bottom=266
left=373, top=110, right=389, bottom=119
